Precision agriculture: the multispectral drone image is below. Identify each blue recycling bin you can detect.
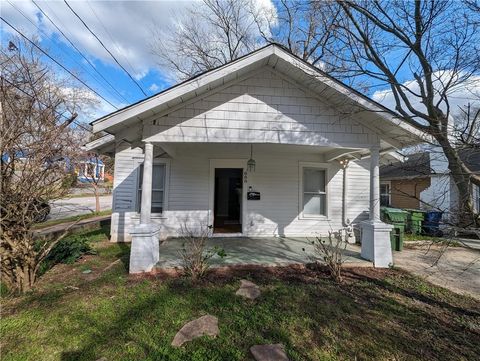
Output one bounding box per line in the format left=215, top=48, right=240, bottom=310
left=422, top=211, right=443, bottom=236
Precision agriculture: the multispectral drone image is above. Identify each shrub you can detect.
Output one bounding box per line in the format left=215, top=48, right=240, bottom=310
left=178, top=224, right=226, bottom=281
left=309, top=230, right=347, bottom=283
left=38, top=235, right=97, bottom=275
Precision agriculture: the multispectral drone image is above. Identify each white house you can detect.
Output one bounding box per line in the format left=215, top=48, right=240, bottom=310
left=86, top=44, right=424, bottom=273
left=381, top=147, right=480, bottom=220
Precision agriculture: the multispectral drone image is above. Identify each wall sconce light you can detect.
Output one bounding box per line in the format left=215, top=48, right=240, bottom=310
left=338, top=158, right=350, bottom=168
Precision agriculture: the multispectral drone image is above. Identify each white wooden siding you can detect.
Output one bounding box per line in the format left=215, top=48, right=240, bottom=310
left=110, top=143, right=371, bottom=242
left=144, top=68, right=378, bottom=148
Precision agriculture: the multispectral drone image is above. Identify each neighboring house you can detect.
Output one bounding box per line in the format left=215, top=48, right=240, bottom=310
left=86, top=44, right=424, bottom=272
left=75, top=158, right=105, bottom=183
left=380, top=152, right=432, bottom=209
left=380, top=148, right=480, bottom=216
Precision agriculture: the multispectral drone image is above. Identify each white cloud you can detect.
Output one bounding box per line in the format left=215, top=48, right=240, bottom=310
left=372, top=71, right=480, bottom=116
left=148, top=83, right=160, bottom=92
left=2, top=0, right=277, bottom=81
left=1, top=0, right=195, bottom=79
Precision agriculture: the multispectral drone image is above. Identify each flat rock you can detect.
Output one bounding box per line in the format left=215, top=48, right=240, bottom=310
left=171, top=315, right=219, bottom=347
left=250, top=344, right=289, bottom=361
left=235, top=279, right=261, bottom=300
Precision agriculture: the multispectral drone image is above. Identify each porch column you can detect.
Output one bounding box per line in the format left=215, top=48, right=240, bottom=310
left=140, top=142, right=154, bottom=224
left=129, top=142, right=160, bottom=274
left=360, top=145, right=393, bottom=268
left=369, top=146, right=381, bottom=221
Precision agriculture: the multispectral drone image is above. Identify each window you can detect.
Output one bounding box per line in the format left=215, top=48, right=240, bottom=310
left=137, top=163, right=166, bottom=213
left=302, top=167, right=327, bottom=216
left=380, top=182, right=391, bottom=207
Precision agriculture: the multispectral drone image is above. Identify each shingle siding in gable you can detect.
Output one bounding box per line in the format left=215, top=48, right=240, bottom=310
left=146, top=68, right=372, bottom=147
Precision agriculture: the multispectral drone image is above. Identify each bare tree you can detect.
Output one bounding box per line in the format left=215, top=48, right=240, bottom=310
left=79, top=149, right=113, bottom=213
left=327, top=0, right=480, bottom=228
left=454, top=104, right=480, bottom=150
left=0, top=39, right=94, bottom=292
left=152, top=0, right=344, bottom=81
left=151, top=0, right=266, bottom=80
left=254, top=0, right=341, bottom=69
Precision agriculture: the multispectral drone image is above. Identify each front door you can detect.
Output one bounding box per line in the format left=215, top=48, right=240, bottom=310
left=213, top=168, right=243, bottom=233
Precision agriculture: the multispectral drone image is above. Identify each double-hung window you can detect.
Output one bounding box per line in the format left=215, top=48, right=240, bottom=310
left=380, top=182, right=391, bottom=207
left=302, top=167, right=327, bottom=217
left=137, top=163, right=166, bottom=214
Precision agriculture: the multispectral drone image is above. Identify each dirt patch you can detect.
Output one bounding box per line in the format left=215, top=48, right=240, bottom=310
left=137, top=263, right=395, bottom=288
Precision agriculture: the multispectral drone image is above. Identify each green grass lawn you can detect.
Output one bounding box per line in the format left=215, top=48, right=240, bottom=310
left=1, top=228, right=479, bottom=361
left=33, top=210, right=112, bottom=229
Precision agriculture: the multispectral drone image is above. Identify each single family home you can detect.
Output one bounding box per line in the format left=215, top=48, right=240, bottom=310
left=86, top=44, right=425, bottom=273
left=380, top=148, right=480, bottom=220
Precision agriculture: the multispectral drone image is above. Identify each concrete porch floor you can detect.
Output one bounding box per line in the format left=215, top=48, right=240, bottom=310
left=157, top=237, right=371, bottom=269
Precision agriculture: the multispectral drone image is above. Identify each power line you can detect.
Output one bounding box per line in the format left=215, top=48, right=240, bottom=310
left=85, top=0, right=149, bottom=91
left=31, top=0, right=130, bottom=105
left=0, top=16, right=118, bottom=109
left=1, top=75, right=92, bottom=133
left=6, top=0, right=125, bottom=106
left=63, top=0, right=148, bottom=97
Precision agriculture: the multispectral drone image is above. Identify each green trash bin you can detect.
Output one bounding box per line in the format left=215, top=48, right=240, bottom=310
left=405, top=209, right=426, bottom=235
left=390, top=225, right=405, bottom=251
left=380, top=207, right=409, bottom=251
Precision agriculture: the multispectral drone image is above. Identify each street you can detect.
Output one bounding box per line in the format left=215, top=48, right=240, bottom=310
left=48, top=195, right=112, bottom=220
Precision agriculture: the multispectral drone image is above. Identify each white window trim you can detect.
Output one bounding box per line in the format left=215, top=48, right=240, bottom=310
left=133, top=158, right=170, bottom=217
left=298, top=162, right=330, bottom=220
left=380, top=181, right=391, bottom=207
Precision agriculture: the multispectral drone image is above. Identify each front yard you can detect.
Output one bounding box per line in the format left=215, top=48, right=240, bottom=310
left=1, top=228, right=479, bottom=361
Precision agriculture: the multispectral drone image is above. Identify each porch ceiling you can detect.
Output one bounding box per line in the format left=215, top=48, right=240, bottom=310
left=153, top=142, right=365, bottom=160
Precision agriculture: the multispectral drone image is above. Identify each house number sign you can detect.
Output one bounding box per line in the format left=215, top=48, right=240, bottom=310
left=247, top=191, right=261, bottom=200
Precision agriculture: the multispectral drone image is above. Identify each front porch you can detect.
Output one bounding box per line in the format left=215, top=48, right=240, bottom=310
left=156, top=237, right=371, bottom=269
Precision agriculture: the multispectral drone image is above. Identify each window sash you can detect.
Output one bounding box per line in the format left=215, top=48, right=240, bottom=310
left=380, top=183, right=391, bottom=206
left=137, top=163, right=166, bottom=213
left=302, top=167, right=327, bottom=216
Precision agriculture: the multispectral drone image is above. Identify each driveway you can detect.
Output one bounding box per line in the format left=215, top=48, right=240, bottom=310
left=394, top=244, right=480, bottom=300
left=48, top=195, right=112, bottom=220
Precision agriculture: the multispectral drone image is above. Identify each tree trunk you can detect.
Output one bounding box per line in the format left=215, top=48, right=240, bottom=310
left=94, top=184, right=100, bottom=213
left=436, top=134, right=479, bottom=228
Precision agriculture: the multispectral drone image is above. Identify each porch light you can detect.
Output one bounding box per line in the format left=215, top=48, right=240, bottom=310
left=247, top=144, right=256, bottom=172
left=339, top=158, right=350, bottom=168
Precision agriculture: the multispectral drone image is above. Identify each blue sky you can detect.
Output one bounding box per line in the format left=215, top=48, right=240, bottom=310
left=1, top=0, right=198, bottom=119
left=1, top=0, right=478, bottom=125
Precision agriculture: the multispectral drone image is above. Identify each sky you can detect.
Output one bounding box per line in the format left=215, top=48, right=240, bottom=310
left=1, top=0, right=208, bottom=119
left=1, top=0, right=479, bottom=125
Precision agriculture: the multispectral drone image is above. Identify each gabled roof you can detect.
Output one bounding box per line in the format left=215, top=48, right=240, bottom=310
left=90, top=43, right=425, bottom=149
left=380, top=149, right=480, bottom=180
left=380, top=152, right=432, bottom=179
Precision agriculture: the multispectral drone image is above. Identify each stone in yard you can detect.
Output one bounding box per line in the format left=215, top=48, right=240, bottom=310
left=171, top=315, right=219, bottom=347
left=250, top=344, right=289, bottom=361
left=235, top=279, right=261, bottom=300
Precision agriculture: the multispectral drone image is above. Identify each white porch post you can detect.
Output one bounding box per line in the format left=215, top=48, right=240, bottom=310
left=129, top=142, right=160, bottom=274
left=140, top=142, right=153, bottom=224
left=369, top=146, right=381, bottom=221
left=361, top=145, right=393, bottom=268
